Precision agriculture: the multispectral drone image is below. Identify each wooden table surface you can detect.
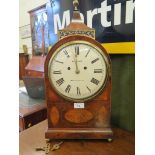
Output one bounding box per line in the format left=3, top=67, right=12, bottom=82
left=19, top=103, right=46, bottom=117
left=19, top=120, right=135, bottom=155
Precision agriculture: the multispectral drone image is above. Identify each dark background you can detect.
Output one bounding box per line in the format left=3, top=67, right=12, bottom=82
left=47, top=0, right=135, bottom=45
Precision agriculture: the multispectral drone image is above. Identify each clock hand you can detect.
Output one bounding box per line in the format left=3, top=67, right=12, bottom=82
left=75, top=47, right=80, bottom=74
left=75, top=55, right=80, bottom=74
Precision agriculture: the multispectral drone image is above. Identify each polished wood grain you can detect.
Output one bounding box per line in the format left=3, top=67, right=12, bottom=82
left=25, top=56, right=46, bottom=77
left=44, top=35, right=113, bottom=139
left=19, top=120, right=135, bottom=155
left=19, top=103, right=46, bottom=117
left=19, top=53, right=29, bottom=80
left=19, top=102, right=47, bottom=131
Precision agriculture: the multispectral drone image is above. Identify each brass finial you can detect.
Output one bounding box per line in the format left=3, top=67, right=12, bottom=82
left=73, top=0, right=79, bottom=11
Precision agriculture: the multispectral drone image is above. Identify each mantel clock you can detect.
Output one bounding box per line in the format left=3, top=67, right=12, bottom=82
left=44, top=0, right=113, bottom=141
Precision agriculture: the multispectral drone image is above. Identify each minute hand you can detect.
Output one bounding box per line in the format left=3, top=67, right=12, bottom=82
left=75, top=54, right=80, bottom=74
left=75, top=47, right=80, bottom=74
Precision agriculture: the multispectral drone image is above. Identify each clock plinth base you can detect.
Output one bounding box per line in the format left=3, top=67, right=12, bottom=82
left=45, top=128, right=113, bottom=140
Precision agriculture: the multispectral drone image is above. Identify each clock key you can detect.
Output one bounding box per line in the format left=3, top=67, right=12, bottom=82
left=35, top=143, right=51, bottom=154
left=35, top=141, right=63, bottom=153
left=51, top=141, right=63, bottom=151
left=35, top=147, right=45, bottom=151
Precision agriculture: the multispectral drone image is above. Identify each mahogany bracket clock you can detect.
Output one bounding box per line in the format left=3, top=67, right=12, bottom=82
left=44, top=0, right=113, bottom=141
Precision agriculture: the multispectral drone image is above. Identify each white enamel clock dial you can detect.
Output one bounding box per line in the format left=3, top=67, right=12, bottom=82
left=48, top=41, right=109, bottom=102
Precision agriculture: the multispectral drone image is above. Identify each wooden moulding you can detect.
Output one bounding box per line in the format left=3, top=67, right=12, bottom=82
left=45, top=128, right=113, bottom=139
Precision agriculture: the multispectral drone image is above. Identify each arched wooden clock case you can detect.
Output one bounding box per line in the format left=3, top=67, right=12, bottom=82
left=44, top=35, right=113, bottom=140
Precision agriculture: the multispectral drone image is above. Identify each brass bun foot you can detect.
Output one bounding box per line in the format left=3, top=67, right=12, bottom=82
left=45, top=139, right=50, bottom=143
left=107, top=138, right=113, bottom=142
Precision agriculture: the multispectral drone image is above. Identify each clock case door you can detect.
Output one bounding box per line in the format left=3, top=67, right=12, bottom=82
left=44, top=35, right=113, bottom=139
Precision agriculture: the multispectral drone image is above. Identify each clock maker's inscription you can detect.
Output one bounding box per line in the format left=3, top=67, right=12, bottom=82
left=48, top=41, right=108, bottom=102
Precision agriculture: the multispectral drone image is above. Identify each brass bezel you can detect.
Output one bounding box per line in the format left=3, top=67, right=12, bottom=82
left=48, top=39, right=110, bottom=103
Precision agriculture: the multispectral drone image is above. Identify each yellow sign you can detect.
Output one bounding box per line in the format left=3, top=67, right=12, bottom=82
left=48, top=42, right=135, bottom=54
left=102, top=42, right=135, bottom=54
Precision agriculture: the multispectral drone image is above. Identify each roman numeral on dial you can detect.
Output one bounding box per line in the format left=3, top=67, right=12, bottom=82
left=56, top=78, right=64, bottom=86
left=55, top=60, right=63, bottom=64
left=63, top=50, right=70, bottom=58
left=91, top=78, right=99, bottom=85
left=65, top=85, right=71, bottom=93
left=94, top=69, right=103, bottom=73
left=91, top=58, right=99, bottom=64
left=77, top=87, right=81, bottom=95
left=53, top=71, right=62, bottom=74
left=86, top=86, right=91, bottom=93
left=85, top=48, right=91, bottom=57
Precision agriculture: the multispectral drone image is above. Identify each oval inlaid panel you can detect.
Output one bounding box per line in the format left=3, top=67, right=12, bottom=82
left=65, top=109, right=93, bottom=123
left=50, top=106, right=59, bottom=126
